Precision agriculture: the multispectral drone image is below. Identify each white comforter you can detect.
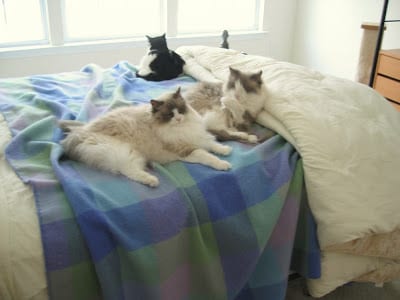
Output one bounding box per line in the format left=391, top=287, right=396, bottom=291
left=176, top=46, right=400, bottom=249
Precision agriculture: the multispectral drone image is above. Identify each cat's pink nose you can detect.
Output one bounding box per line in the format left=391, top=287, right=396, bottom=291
left=175, top=115, right=183, bottom=122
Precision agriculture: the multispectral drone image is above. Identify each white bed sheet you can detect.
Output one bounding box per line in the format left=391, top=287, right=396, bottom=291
left=0, top=115, right=48, bottom=300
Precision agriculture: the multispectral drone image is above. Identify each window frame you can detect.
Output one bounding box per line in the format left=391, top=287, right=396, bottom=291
left=0, top=0, right=49, bottom=48
left=0, top=0, right=266, bottom=57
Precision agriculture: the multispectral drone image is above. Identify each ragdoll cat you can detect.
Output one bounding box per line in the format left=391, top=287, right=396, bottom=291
left=136, top=33, right=185, bottom=81
left=59, top=88, right=231, bottom=187
left=184, top=67, right=267, bottom=143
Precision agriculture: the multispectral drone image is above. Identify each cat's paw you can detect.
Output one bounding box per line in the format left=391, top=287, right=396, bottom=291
left=216, top=144, right=232, bottom=156
left=144, top=175, right=160, bottom=187
left=214, top=160, right=231, bottom=171
left=247, top=135, right=258, bottom=143
left=132, top=173, right=159, bottom=187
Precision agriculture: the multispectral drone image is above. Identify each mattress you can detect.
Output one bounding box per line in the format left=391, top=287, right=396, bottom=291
left=0, top=61, right=317, bottom=300
left=176, top=45, right=400, bottom=297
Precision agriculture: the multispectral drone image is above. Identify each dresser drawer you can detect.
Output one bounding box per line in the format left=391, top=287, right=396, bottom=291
left=377, top=54, right=400, bottom=80
left=374, top=75, right=400, bottom=103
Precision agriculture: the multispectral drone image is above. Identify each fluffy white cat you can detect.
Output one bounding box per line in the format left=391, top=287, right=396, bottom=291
left=184, top=67, right=267, bottom=143
left=59, top=88, right=231, bottom=187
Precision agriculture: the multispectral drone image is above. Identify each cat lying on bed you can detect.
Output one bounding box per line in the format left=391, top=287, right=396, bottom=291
left=184, top=67, right=267, bottom=143
left=59, top=88, right=231, bottom=187
left=136, top=34, right=185, bottom=81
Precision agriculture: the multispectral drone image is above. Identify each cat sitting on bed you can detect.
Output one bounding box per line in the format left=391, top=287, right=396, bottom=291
left=59, top=88, right=231, bottom=187
left=136, top=34, right=185, bottom=81
left=184, top=67, right=267, bottom=143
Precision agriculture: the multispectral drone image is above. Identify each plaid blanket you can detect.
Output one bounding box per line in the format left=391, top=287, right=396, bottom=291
left=0, top=62, right=318, bottom=300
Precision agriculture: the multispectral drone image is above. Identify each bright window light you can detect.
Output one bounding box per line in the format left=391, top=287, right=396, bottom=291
left=0, top=0, right=264, bottom=50
left=63, top=0, right=162, bottom=41
left=177, top=0, right=258, bottom=34
left=0, top=0, right=47, bottom=46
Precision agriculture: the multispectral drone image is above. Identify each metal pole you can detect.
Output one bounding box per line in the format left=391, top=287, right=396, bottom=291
left=369, top=0, right=390, bottom=87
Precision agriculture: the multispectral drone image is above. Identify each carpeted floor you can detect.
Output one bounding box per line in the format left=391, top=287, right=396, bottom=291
left=285, top=278, right=400, bottom=300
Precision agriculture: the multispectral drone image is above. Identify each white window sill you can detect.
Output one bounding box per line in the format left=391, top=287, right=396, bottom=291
left=0, top=31, right=268, bottom=59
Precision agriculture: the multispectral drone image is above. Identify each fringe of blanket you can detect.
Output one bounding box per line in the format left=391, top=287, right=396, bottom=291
left=326, top=229, right=400, bottom=284
left=326, top=229, right=400, bottom=260
left=354, top=259, right=400, bottom=284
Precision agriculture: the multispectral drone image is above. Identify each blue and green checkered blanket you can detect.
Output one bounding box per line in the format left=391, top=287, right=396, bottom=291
left=0, top=62, right=319, bottom=300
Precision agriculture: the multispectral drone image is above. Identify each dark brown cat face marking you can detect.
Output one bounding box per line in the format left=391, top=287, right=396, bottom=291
left=151, top=88, right=188, bottom=123
left=227, top=67, right=263, bottom=93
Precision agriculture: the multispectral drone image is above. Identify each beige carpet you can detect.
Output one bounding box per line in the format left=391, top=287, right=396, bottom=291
left=286, top=278, right=400, bottom=300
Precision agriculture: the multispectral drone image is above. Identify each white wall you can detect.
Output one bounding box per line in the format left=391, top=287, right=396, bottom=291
left=264, top=0, right=298, bottom=60
left=291, top=0, right=400, bottom=80
left=0, top=0, right=298, bottom=78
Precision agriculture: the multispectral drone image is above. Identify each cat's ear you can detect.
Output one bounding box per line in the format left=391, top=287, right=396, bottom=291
left=174, top=87, right=182, bottom=98
left=251, top=70, right=263, bottom=85
left=251, top=70, right=263, bottom=80
left=229, top=67, right=240, bottom=77
left=162, top=33, right=166, bottom=38
left=150, top=99, right=163, bottom=111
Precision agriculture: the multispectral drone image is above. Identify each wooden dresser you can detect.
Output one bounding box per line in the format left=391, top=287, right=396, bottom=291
left=373, top=49, right=400, bottom=111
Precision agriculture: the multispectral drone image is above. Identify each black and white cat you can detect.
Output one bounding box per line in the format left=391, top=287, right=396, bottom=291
left=136, top=34, right=185, bottom=81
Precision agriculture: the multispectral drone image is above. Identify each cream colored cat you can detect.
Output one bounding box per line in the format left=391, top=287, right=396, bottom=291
left=184, top=67, right=267, bottom=143
left=59, top=88, right=231, bottom=187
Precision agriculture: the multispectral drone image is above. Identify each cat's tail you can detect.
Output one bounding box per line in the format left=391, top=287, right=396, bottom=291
left=59, top=120, right=85, bottom=132
left=136, top=71, right=165, bottom=82
left=59, top=120, right=88, bottom=157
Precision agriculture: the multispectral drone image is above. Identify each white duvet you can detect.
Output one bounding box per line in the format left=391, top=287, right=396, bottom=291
left=176, top=46, right=400, bottom=249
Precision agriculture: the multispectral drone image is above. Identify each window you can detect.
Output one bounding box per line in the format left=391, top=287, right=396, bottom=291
left=177, top=0, right=258, bottom=34
left=0, top=0, right=262, bottom=48
left=0, top=0, right=47, bottom=46
left=63, top=0, right=161, bottom=41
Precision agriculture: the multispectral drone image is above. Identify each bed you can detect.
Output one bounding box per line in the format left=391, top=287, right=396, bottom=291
left=0, top=45, right=399, bottom=300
